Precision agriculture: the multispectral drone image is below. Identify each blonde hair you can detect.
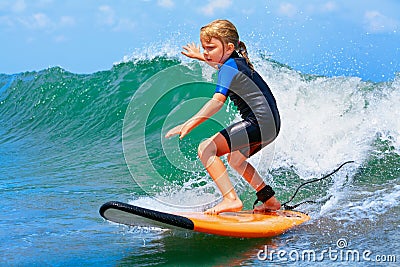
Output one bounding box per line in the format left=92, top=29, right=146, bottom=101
left=200, top=19, right=254, bottom=71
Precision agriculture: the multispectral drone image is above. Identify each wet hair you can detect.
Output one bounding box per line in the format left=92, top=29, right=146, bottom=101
left=200, top=19, right=254, bottom=71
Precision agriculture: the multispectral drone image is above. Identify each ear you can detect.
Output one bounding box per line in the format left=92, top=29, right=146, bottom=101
left=226, top=42, right=235, bottom=53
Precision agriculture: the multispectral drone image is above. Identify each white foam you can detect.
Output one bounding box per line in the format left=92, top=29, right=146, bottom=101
left=114, top=41, right=182, bottom=65
left=333, top=184, right=400, bottom=222
left=128, top=177, right=221, bottom=212
left=128, top=194, right=208, bottom=213
left=254, top=57, right=400, bottom=178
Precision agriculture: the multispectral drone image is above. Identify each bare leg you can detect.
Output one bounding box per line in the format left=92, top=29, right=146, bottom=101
left=198, top=133, right=243, bottom=214
left=228, top=151, right=281, bottom=211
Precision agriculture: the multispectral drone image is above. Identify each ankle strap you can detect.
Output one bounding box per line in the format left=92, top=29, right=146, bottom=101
left=252, top=185, right=275, bottom=209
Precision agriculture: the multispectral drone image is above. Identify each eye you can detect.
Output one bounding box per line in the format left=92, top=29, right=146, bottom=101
left=205, top=45, right=216, bottom=51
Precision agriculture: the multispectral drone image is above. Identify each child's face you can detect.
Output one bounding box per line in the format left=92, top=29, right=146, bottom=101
left=201, top=37, right=233, bottom=67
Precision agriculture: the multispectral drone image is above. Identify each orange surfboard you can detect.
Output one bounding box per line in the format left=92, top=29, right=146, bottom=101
left=100, top=201, right=310, bottom=238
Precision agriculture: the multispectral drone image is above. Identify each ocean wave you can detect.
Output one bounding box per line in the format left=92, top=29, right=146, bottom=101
left=1, top=54, right=398, bottom=214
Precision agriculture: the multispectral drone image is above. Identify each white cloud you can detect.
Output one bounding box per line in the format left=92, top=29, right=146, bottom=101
left=12, top=0, right=26, bottom=13
left=0, top=0, right=73, bottom=32
left=278, top=3, right=297, bottom=18
left=321, top=1, right=337, bottom=12
left=279, top=1, right=338, bottom=18
left=33, top=13, right=50, bottom=28
left=36, top=0, right=53, bottom=8
left=0, top=15, right=14, bottom=28
left=113, top=18, right=136, bottom=32
left=0, top=0, right=26, bottom=13
left=241, top=8, right=255, bottom=16
left=98, top=5, right=115, bottom=26
left=157, top=0, right=174, bottom=8
left=11, top=12, right=75, bottom=32
left=97, top=5, right=136, bottom=32
left=54, top=34, right=67, bottom=43
left=59, top=16, right=75, bottom=27
left=19, top=13, right=52, bottom=30
left=200, top=0, right=232, bottom=16
left=364, top=10, right=399, bottom=33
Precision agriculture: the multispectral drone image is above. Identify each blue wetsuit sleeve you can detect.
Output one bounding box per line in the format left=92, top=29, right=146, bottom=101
left=215, top=59, right=238, bottom=95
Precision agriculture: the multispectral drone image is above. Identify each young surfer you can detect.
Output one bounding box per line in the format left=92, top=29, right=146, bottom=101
left=165, top=19, right=281, bottom=214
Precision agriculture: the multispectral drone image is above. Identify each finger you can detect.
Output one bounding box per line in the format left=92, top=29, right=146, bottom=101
left=188, top=43, right=197, bottom=49
left=179, top=130, right=188, bottom=139
left=165, top=130, right=177, bottom=138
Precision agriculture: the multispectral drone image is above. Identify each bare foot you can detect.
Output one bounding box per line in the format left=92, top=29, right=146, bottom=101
left=253, top=196, right=281, bottom=213
left=205, top=197, right=243, bottom=215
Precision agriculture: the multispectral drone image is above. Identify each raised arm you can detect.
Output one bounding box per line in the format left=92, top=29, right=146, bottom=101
left=165, top=93, right=227, bottom=139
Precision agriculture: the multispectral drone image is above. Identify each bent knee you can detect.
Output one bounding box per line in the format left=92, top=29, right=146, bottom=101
left=198, top=139, right=217, bottom=159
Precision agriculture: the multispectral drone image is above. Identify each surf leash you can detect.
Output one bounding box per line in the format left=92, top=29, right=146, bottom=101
left=282, top=160, right=355, bottom=210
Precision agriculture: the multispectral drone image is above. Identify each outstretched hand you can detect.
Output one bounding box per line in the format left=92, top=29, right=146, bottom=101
left=181, top=42, right=204, bottom=61
left=165, top=124, right=181, bottom=139
left=165, top=123, right=190, bottom=140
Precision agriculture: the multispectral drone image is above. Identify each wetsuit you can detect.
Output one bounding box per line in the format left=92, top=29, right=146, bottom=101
left=216, top=51, right=280, bottom=157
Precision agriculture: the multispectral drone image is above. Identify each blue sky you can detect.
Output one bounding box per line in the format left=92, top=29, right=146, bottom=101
left=0, top=0, right=399, bottom=82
